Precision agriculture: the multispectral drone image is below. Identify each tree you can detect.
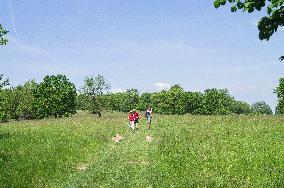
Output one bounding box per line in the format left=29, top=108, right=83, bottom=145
left=0, top=74, right=9, bottom=122
left=186, top=91, right=204, bottom=114
left=138, top=92, right=152, bottom=111
left=275, top=77, right=284, bottom=114
left=0, top=24, right=8, bottom=45
left=0, top=89, right=10, bottom=122
left=214, top=0, right=284, bottom=61
left=121, top=89, right=140, bottom=112
left=199, top=88, right=234, bottom=115
left=33, top=75, right=77, bottom=118
left=166, top=85, right=188, bottom=115
left=251, top=101, right=273, bottom=115
left=80, top=75, right=110, bottom=117
left=151, top=91, right=169, bottom=114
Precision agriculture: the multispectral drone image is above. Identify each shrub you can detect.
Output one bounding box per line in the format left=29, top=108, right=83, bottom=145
left=0, top=74, right=9, bottom=122
left=251, top=101, right=273, bottom=115
left=121, top=89, right=139, bottom=112
left=0, top=89, right=10, bottom=122
left=151, top=91, right=171, bottom=114
left=187, top=91, right=204, bottom=114
left=76, top=94, right=91, bottom=111
left=102, top=93, right=124, bottom=112
left=166, top=85, right=188, bottom=115
left=199, top=88, right=234, bottom=115
left=231, top=100, right=252, bottom=115
left=3, top=85, right=35, bottom=120
left=151, top=85, right=188, bottom=115
left=138, top=92, right=152, bottom=111
left=18, top=81, right=37, bottom=119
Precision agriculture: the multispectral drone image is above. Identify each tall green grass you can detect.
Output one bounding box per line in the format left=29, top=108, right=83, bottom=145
left=1, top=112, right=284, bottom=187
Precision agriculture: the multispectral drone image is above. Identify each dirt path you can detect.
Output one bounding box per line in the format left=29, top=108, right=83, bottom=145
left=64, top=126, right=158, bottom=187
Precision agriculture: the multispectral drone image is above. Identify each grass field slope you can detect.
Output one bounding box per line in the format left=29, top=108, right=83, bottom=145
left=1, top=112, right=284, bottom=187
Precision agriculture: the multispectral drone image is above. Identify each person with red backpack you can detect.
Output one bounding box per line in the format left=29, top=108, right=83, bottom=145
left=128, top=110, right=135, bottom=131
left=133, top=109, right=140, bottom=129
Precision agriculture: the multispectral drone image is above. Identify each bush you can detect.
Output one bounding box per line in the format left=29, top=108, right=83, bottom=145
left=33, top=75, right=77, bottom=118
left=251, top=101, right=273, bottom=115
left=231, top=100, right=252, bottom=115
left=0, top=80, right=36, bottom=121
left=187, top=91, right=204, bottom=114
left=138, top=92, right=152, bottom=111
left=103, top=93, right=124, bottom=112
left=0, top=74, right=9, bottom=122
left=0, top=89, right=10, bottom=122
left=151, top=91, right=171, bottom=114
left=151, top=85, right=188, bottom=115
left=18, top=81, right=37, bottom=119
left=121, top=89, right=140, bottom=112
left=76, top=94, right=91, bottom=111
left=198, top=88, right=234, bottom=115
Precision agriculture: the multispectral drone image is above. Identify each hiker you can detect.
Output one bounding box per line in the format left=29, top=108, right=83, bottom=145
left=133, top=109, right=140, bottom=129
left=145, top=107, right=153, bottom=130
left=128, top=110, right=135, bottom=131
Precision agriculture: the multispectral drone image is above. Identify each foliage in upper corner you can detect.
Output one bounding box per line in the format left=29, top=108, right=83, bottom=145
left=0, top=24, right=9, bottom=45
left=214, top=0, right=284, bottom=41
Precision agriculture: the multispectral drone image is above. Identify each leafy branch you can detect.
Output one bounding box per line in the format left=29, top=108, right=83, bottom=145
left=0, top=24, right=9, bottom=45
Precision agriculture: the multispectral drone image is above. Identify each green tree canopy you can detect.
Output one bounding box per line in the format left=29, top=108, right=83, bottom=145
left=275, top=77, right=284, bottom=114
left=33, top=75, right=77, bottom=118
left=81, top=75, right=110, bottom=97
left=214, top=0, right=284, bottom=61
left=80, top=75, right=110, bottom=116
left=251, top=101, right=273, bottom=115
left=214, top=0, right=284, bottom=40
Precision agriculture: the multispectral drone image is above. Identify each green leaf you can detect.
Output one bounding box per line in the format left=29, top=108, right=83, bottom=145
left=231, top=6, right=237, bottom=12
left=214, top=1, right=221, bottom=8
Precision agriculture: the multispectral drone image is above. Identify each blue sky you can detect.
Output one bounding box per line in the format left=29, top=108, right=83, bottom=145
left=0, top=0, right=283, bottom=110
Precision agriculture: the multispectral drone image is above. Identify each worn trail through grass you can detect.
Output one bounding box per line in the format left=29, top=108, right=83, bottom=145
left=65, top=125, right=158, bottom=187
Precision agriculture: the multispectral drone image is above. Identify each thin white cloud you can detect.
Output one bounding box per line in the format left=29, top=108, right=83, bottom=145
left=154, top=82, right=171, bottom=91
left=9, top=37, right=46, bottom=55
left=231, top=85, right=257, bottom=92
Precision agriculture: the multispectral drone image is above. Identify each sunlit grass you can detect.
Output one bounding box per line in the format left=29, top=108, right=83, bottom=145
left=1, top=112, right=284, bottom=187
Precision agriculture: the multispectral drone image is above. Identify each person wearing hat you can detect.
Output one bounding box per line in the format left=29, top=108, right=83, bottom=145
left=128, top=110, right=135, bottom=131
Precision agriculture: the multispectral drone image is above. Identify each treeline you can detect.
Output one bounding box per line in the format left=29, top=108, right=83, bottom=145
left=0, top=74, right=76, bottom=122
left=84, top=85, right=273, bottom=115
left=0, top=73, right=278, bottom=122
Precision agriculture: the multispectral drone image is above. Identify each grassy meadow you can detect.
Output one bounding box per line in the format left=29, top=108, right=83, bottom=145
left=1, top=112, right=284, bottom=187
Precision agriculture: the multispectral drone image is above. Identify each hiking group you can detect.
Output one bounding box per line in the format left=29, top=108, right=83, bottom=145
left=128, top=107, right=153, bottom=131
